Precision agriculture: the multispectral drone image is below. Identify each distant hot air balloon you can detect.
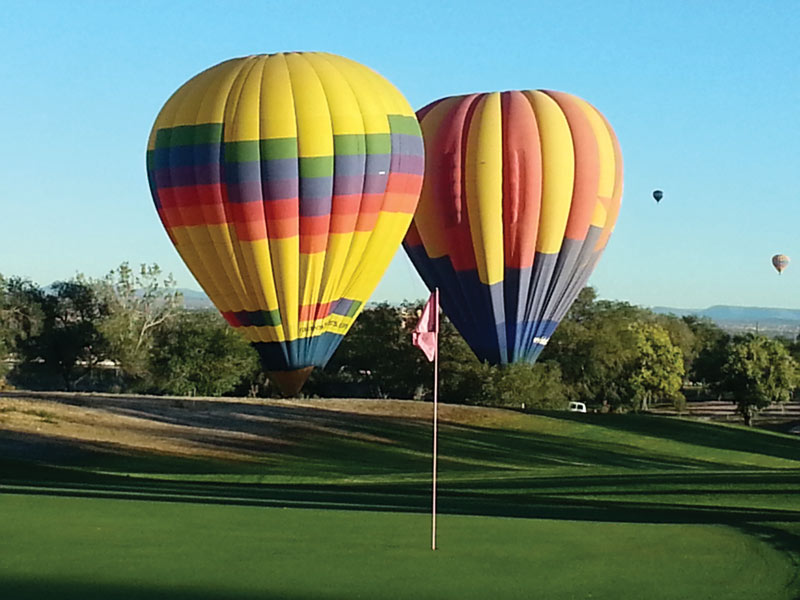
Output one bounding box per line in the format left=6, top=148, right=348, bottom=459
left=404, top=90, right=622, bottom=365
left=772, top=254, right=790, bottom=274
left=653, top=190, right=663, bottom=203
left=147, top=53, right=424, bottom=394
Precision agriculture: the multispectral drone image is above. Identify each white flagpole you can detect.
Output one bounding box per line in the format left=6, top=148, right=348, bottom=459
left=432, top=287, right=439, bottom=551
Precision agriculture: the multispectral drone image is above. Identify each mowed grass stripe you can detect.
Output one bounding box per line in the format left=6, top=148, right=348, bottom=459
left=0, top=494, right=797, bottom=600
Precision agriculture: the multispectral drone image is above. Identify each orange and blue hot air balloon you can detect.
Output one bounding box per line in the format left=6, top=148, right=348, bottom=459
left=146, top=53, right=424, bottom=393
left=772, top=254, right=789, bottom=274
left=403, top=90, right=623, bottom=365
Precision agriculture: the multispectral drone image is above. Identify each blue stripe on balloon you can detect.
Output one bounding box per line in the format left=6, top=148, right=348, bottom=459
left=252, top=332, right=346, bottom=372
left=403, top=241, right=564, bottom=365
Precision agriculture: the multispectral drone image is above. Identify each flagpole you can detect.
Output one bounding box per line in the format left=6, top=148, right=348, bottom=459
left=432, top=287, right=439, bottom=551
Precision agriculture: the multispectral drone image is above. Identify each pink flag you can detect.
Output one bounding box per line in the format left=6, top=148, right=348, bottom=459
left=413, top=291, right=438, bottom=362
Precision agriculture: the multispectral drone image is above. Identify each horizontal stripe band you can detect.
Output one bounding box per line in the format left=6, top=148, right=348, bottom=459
left=221, top=297, right=361, bottom=329
left=156, top=174, right=421, bottom=224
left=151, top=134, right=422, bottom=165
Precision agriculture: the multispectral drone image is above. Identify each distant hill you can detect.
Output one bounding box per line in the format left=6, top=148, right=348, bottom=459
left=652, top=305, right=800, bottom=337
left=177, top=288, right=215, bottom=310
left=173, top=288, right=800, bottom=337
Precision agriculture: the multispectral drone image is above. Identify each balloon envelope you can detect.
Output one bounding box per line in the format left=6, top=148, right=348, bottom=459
left=147, top=53, right=424, bottom=393
left=403, top=90, right=623, bottom=364
left=772, top=254, right=789, bottom=274
left=653, top=190, right=663, bottom=202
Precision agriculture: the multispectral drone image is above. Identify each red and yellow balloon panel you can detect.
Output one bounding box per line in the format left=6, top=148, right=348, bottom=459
left=404, top=90, right=623, bottom=365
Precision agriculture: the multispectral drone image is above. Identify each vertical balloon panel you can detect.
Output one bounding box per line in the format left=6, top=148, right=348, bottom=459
left=147, top=53, right=424, bottom=394
left=404, top=90, right=623, bottom=365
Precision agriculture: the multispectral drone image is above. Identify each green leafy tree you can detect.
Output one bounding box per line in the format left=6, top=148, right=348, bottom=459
left=653, top=314, right=696, bottom=376
left=718, top=334, right=798, bottom=426
left=320, top=302, right=428, bottom=398
left=545, top=289, right=689, bottom=412
left=437, top=314, right=488, bottom=404
left=95, top=263, right=182, bottom=383
left=147, top=310, right=260, bottom=396
left=22, top=278, right=110, bottom=389
left=0, top=275, right=45, bottom=384
left=545, top=294, right=640, bottom=409
left=492, top=361, right=570, bottom=409
left=683, top=316, right=730, bottom=394
left=627, top=323, right=685, bottom=411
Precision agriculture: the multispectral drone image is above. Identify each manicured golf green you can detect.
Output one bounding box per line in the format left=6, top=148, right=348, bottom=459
left=1, top=493, right=796, bottom=600
left=2, top=399, right=800, bottom=599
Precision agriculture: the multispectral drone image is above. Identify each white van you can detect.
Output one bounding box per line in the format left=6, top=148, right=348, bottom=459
left=568, top=401, right=587, bottom=413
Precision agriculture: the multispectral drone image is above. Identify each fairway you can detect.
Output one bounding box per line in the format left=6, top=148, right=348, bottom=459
left=1, top=393, right=800, bottom=599
left=1, top=494, right=796, bottom=600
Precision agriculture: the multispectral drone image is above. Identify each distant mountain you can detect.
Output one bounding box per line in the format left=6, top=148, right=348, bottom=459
left=172, top=289, right=800, bottom=336
left=652, top=305, right=800, bottom=336
left=177, top=288, right=214, bottom=310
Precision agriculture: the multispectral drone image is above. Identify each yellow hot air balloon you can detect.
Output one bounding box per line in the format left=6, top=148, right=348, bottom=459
left=146, top=53, right=424, bottom=394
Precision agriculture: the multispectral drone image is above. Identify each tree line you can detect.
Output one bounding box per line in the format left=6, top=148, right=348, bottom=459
left=1, top=264, right=798, bottom=424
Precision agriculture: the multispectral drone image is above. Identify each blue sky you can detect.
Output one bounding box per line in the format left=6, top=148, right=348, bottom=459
left=1, top=0, right=798, bottom=309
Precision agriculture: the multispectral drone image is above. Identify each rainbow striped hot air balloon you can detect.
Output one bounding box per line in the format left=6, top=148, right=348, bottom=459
left=772, top=254, right=789, bottom=274
left=404, top=90, right=623, bottom=365
left=146, top=53, right=424, bottom=394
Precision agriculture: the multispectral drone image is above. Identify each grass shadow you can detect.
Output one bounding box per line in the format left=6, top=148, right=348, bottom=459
left=541, top=411, right=800, bottom=461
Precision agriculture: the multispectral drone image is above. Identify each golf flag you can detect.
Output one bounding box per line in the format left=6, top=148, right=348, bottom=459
left=413, top=291, right=438, bottom=362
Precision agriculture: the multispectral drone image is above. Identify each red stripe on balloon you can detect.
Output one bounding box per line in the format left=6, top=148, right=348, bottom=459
left=501, top=91, right=541, bottom=269
left=545, top=91, right=600, bottom=243
left=423, top=95, right=482, bottom=272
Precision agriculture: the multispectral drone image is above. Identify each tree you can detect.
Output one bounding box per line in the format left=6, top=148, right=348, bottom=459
left=492, top=361, right=570, bottom=409
left=147, top=310, right=260, bottom=396
left=683, top=316, right=730, bottom=394
left=627, top=322, right=685, bottom=411
left=545, top=290, right=688, bottom=412
left=22, top=278, right=110, bottom=389
left=436, top=313, right=488, bottom=404
left=95, top=263, right=182, bottom=383
left=653, top=314, right=696, bottom=377
left=718, top=334, right=798, bottom=426
left=320, top=302, right=430, bottom=399
left=545, top=294, right=641, bottom=409
left=0, top=275, right=45, bottom=385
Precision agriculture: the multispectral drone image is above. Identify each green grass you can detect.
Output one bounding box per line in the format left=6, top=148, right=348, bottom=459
left=2, top=403, right=800, bottom=599
left=1, top=494, right=796, bottom=600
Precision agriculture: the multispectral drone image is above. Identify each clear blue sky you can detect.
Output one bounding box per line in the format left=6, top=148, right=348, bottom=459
left=2, top=0, right=798, bottom=309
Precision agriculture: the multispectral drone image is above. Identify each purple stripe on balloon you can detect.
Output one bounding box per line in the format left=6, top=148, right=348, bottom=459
left=334, top=154, right=367, bottom=177
left=226, top=161, right=262, bottom=184
left=332, top=174, right=366, bottom=195
left=365, top=153, right=392, bottom=175
left=152, top=164, right=222, bottom=188
left=299, top=177, right=333, bottom=198
left=363, top=173, right=389, bottom=194
left=299, top=195, right=333, bottom=217
left=264, top=157, right=298, bottom=181
left=152, top=149, right=426, bottom=193
left=227, top=179, right=263, bottom=204
left=390, top=133, right=425, bottom=157
left=331, top=298, right=355, bottom=316
left=151, top=144, right=223, bottom=170
left=390, top=153, right=425, bottom=175
left=262, top=178, right=299, bottom=203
